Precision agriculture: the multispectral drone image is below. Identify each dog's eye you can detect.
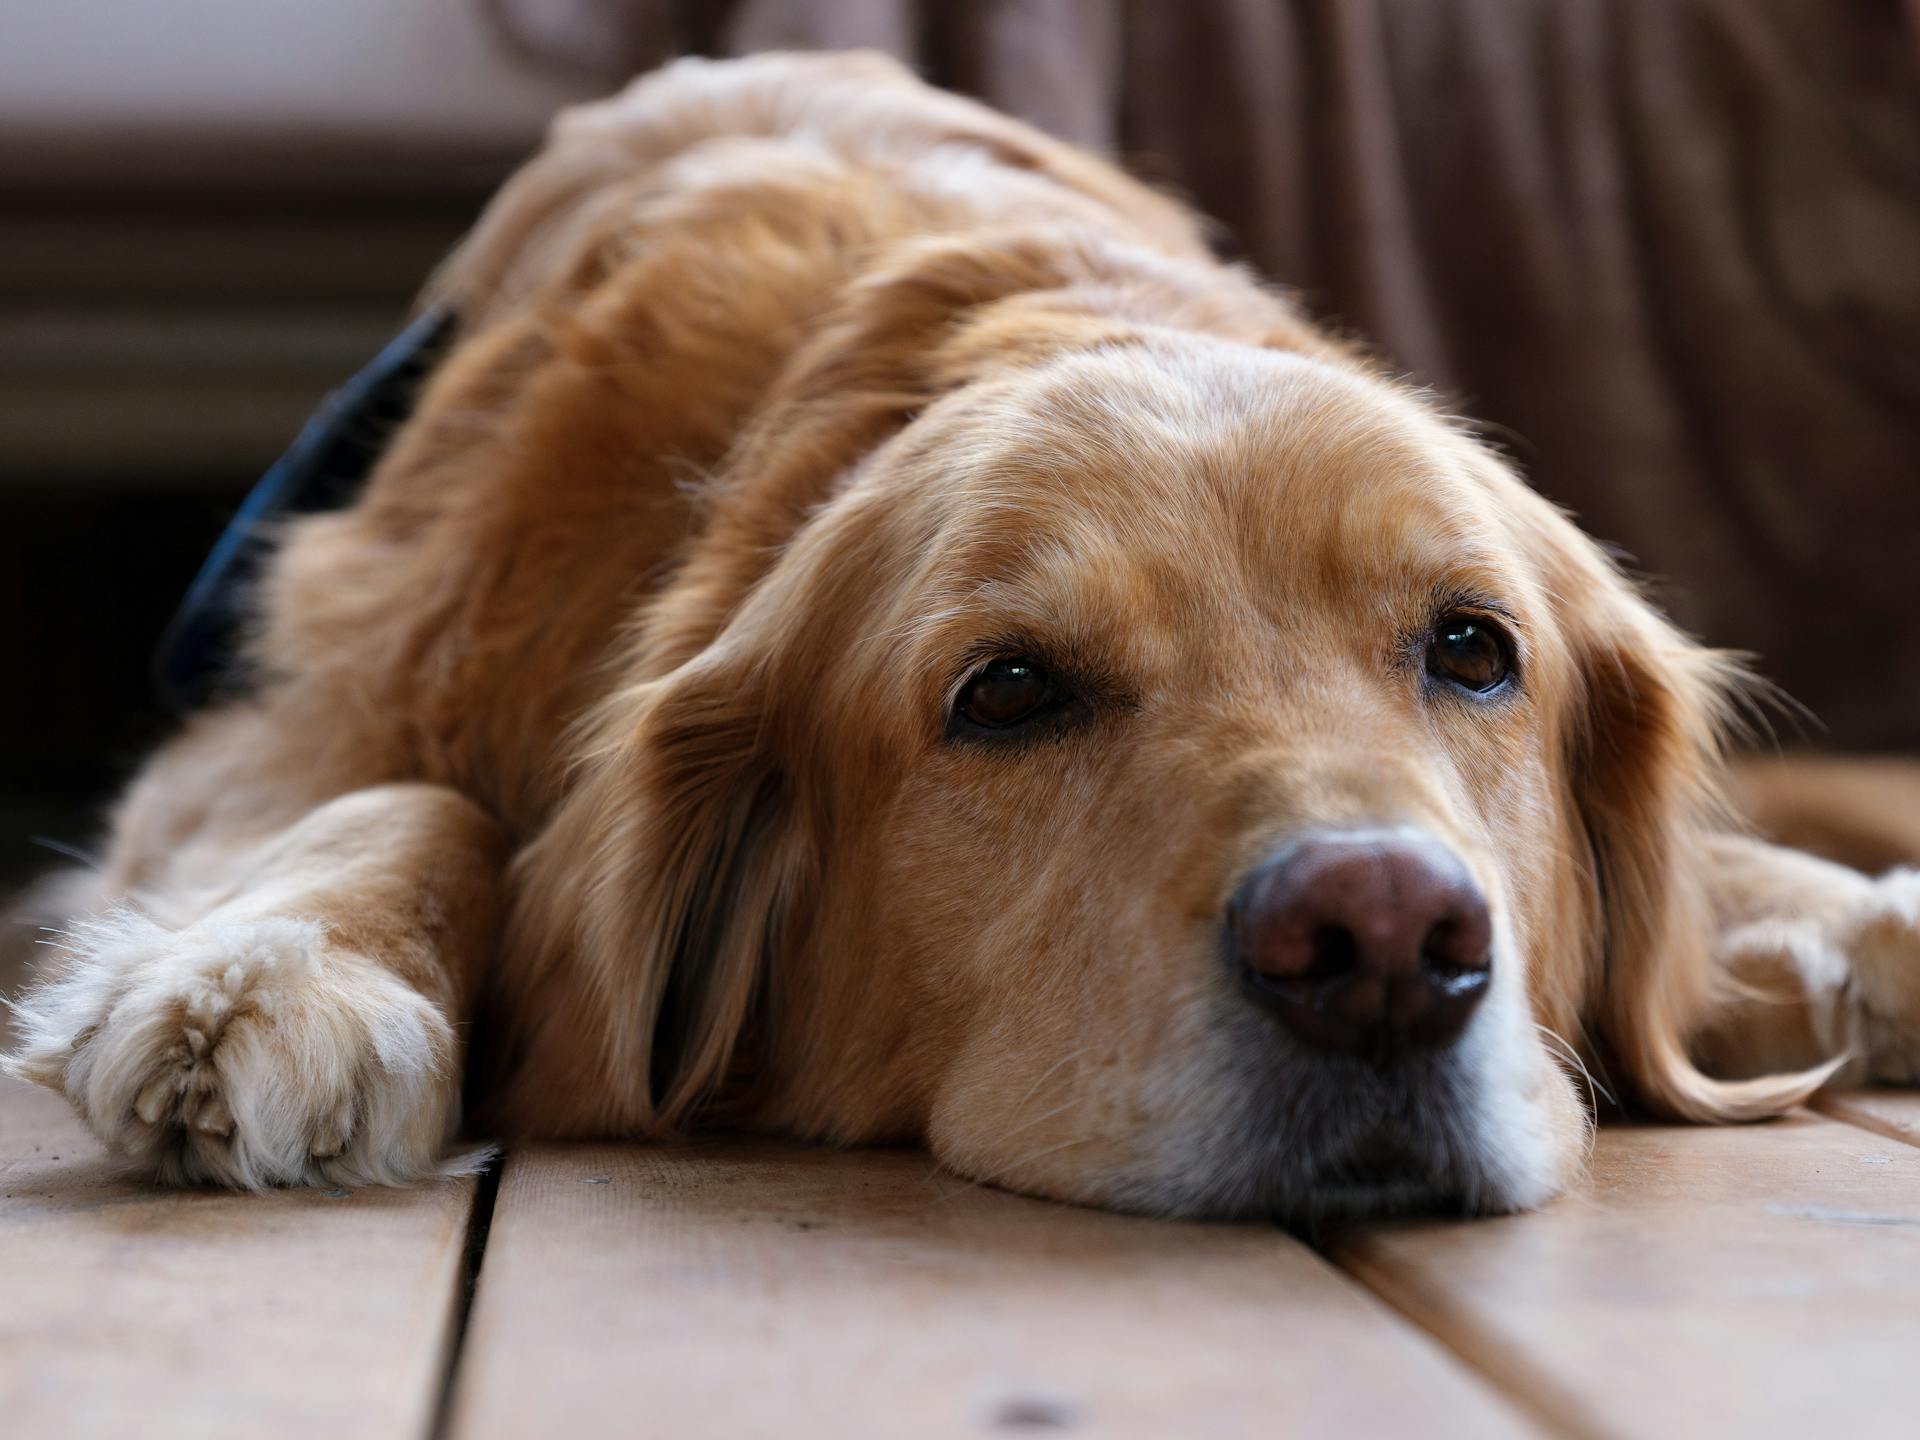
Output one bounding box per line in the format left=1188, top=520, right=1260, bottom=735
left=954, top=657, right=1062, bottom=731
left=1427, top=615, right=1512, bottom=694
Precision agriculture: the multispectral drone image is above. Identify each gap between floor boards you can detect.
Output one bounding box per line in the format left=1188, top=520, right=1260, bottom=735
left=428, top=1151, right=505, bottom=1440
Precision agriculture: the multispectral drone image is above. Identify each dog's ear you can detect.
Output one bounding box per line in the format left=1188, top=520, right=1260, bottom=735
left=476, top=233, right=1151, bottom=1138
left=489, top=630, right=813, bottom=1137
left=1551, top=529, right=1840, bottom=1120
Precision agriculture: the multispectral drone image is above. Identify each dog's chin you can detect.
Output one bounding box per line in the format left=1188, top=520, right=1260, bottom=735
left=1106, top=1143, right=1525, bottom=1227
left=1110, top=1114, right=1514, bottom=1227
left=1055, top=1136, right=1508, bottom=1227
left=1064, top=1008, right=1565, bottom=1225
left=1268, top=1130, right=1491, bottom=1227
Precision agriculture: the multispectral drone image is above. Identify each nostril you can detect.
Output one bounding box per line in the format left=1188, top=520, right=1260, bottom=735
left=1424, top=959, right=1492, bottom=1003
left=1417, top=900, right=1494, bottom=993
left=1307, top=924, right=1360, bottom=982
left=1420, top=921, right=1482, bottom=980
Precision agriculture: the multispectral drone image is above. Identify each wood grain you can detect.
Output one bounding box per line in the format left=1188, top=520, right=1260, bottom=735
left=1815, top=1087, right=1920, bottom=1149
left=1332, top=1113, right=1920, bottom=1440
left=0, top=1074, right=477, bottom=1440
left=448, top=1139, right=1539, bottom=1440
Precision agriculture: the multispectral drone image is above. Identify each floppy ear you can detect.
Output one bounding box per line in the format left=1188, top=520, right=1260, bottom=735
left=1562, top=556, right=1840, bottom=1120
left=486, top=636, right=813, bottom=1137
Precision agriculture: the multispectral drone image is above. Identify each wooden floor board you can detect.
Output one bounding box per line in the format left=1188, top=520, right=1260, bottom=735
left=0, top=1074, right=478, bottom=1440
left=1332, top=1111, right=1920, bottom=1440
left=1815, top=1087, right=1920, bottom=1148
left=448, top=1140, right=1541, bottom=1440
left=14, top=1047, right=1920, bottom=1440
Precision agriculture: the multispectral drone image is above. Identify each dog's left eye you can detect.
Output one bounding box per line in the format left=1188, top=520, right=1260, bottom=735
left=1426, top=614, right=1512, bottom=694
left=953, top=657, right=1063, bottom=732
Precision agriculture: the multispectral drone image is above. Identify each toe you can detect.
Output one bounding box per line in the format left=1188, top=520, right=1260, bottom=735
left=310, top=1105, right=355, bottom=1159
left=134, top=1074, right=181, bottom=1125
left=189, top=1093, right=236, bottom=1137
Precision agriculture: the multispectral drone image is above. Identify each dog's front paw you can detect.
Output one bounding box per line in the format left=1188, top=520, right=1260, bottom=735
left=4, top=910, right=465, bottom=1187
left=1850, top=870, right=1920, bottom=1085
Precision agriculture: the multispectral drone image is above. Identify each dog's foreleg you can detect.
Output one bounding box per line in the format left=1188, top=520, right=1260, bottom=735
left=5, top=780, right=504, bottom=1187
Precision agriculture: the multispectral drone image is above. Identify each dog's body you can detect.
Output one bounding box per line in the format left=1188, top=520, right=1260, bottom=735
left=8, top=53, right=1920, bottom=1217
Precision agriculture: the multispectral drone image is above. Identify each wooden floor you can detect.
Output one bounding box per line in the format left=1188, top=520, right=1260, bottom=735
left=3, top=1074, right=1917, bottom=1439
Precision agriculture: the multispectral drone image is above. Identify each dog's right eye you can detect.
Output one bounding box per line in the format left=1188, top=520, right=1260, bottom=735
left=953, top=657, right=1063, bottom=733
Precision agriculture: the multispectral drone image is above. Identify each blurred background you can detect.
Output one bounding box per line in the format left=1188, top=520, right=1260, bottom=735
left=4, top=0, right=1918, bottom=886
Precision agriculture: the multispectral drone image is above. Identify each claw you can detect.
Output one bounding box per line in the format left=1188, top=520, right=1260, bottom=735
left=135, top=1075, right=179, bottom=1125
left=310, top=1112, right=352, bottom=1158
left=191, top=1094, right=235, bottom=1137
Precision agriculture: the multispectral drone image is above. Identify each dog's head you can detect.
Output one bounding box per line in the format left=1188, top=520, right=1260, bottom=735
left=498, top=224, right=1823, bottom=1223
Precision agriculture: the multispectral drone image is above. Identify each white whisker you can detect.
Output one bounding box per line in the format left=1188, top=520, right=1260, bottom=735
left=1535, top=1021, right=1614, bottom=1114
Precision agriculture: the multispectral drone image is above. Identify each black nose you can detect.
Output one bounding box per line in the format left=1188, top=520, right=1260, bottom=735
left=1227, top=831, right=1493, bottom=1061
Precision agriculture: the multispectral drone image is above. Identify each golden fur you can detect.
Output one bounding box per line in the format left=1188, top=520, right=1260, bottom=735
left=7, top=53, right=1917, bottom=1217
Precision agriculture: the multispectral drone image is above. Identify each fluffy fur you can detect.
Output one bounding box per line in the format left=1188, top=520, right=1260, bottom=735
left=6, top=53, right=1916, bottom=1215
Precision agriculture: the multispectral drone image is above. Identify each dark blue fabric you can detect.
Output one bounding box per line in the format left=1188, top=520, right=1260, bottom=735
left=153, top=308, right=457, bottom=713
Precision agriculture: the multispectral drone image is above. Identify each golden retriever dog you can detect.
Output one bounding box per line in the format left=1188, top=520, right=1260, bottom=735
left=7, top=53, right=1919, bottom=1219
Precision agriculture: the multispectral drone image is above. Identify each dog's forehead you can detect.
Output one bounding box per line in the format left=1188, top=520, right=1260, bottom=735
left=923, top=343, right=1525, bottom=613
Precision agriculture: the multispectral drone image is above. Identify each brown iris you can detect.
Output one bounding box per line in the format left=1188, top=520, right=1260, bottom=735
left=1426, top=615, right=1511, bottom=694
left=955, top=658, right=1060, bottom=731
